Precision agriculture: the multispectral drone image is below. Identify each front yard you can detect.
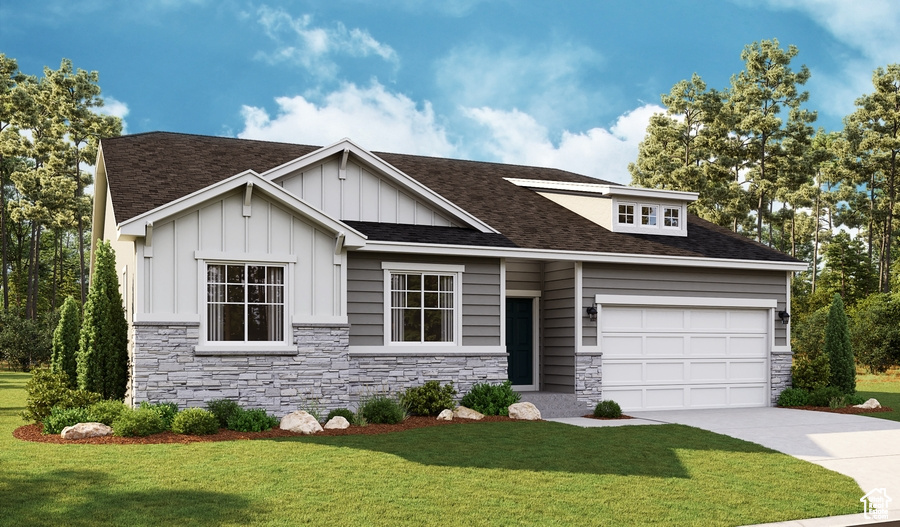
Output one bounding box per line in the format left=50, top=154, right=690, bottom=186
left=0, top=371, right=864, bottom=526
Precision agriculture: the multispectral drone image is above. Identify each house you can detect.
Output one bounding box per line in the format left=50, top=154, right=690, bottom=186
left=91, top=132, right=804, bottom=416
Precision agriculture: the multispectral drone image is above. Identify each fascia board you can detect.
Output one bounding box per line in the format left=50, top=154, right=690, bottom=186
left=357, top=240, right=809, bottom=272
left=504, top=177, right=699, bottom=202
left=261, top=138, right=500, bottom=234
left=117, top=171, right=367, bottom=246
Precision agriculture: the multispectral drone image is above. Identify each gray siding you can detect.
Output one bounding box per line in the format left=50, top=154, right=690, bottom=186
left=506, top=260, right=542, bottom=291
left=347, top=252, right=501, bottom=347
left=581, top=264, right=789, bottom=347
left=542, top=261, right=575, bottom=393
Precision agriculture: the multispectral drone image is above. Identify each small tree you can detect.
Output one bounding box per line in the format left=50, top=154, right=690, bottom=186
left=52, top=296, right=81, bottom=386
left=77, top=241, right=128, bottom=400
left=824, top=293, right=855, bottom=393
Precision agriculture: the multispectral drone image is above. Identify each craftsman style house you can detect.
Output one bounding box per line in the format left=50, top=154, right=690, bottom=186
left=92, top=132, right=803, bottom=414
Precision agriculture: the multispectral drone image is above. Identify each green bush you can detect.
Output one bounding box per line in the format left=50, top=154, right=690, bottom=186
left=593, top=400, right=622, bottom=418
left=358, top=394, right=406, bottom=424
left=824, top=294, right=855, bottom=394
left=0, top=311, right=55, bottom=372
left=21, top=369, right=102, bottom=423
left=807, top=386, right=845, bottom=407
left=325, top=408, right=356, bottom=423
left=51, top=296, right=81, bottom=387
left=227, top=408, right=279, bottom=432
left=460, top=381, right=521, bottom=416
left=87, top=400, right=128, bottom=426
left=400, top=381, right=457, bottom=416
left=42, top=406, right=90, bottom=435
left=172, top=408, right=220, bottom=435
left=850, top=292, right=900, bottom=373
left=207, top=399, right=243, bottom=428
left=139, top=401, right=179, bottom=430
left=846, top=393, right=866, bottom=406
left=112, top=408, right=166, bottom=437
left=791, top=352, right=831, bottom=392
left=776, top=388, right=809, bottom=407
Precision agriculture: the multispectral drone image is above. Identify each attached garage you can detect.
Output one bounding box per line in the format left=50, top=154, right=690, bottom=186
left=595, top=295, right=776, bottom=411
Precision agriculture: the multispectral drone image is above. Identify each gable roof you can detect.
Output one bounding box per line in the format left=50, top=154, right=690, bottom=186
left=99, top=132, right=801, bottom=265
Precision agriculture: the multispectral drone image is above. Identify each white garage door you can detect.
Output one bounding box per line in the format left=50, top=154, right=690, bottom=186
left=600, top=304, right=770, bottom=411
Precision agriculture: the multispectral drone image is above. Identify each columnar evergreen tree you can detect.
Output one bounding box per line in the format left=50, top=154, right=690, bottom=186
left=77, top=240, right=128, bottom=400
left=51, top=295, right=81, bottom=387
left=824, top=293, right=855, bottom=394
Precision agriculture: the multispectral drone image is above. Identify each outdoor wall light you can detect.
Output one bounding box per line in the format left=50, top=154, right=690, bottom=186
left=778, top=311, right=791, bottom=325
left=586, top=305, right=598, bottom=322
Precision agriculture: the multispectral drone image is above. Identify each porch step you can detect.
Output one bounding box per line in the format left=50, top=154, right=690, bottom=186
left=516, top=392, right=591, bottom=419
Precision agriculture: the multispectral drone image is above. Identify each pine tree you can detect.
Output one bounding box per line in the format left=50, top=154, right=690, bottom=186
left=824, top=293, right=855, bottom=393
left=51, top=295, right=81, bottom=387
left=77, top=240, right=128, bottom=400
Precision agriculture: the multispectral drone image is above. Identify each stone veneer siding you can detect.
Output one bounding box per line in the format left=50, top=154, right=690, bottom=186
left=132, top=322, right=351, bottom=415
left=770, top=350, right=793, bottom=404
left=575, top=353, right=603, bottom=406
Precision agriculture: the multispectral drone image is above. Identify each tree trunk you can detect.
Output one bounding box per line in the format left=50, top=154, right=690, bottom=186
left=1, top=164, right=7, bottom=311
left=75, top=143, right=87, bottom=306
left=883, top=149, right=896, bottom=293
left=811, top=177, right=821, bottom=293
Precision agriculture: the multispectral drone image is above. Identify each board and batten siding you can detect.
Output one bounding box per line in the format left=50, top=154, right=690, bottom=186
left=346, top=252, right=501, bottom=347
left=139, top=189, right=342, bottom=321
left=542, top=261, right=576, bottom=393
left=278, top=158, right=461, bottom=227
left=581, top=263, right=789, bottom=347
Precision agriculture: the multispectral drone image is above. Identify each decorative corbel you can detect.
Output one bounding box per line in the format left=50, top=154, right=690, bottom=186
left=243, top=182, right=254, bottom=217
left=144, top=221, right=154, bottom=257
left=338, top=148, right=350, bottom=180
left=334, top=232, right=345, bottom=264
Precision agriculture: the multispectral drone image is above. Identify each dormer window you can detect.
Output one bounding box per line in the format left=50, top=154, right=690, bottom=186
left=641, top=205, right=657, bottom=226
left=664, top=207, right=680, bottom=228
left=618, top=203, right=635, bottom=224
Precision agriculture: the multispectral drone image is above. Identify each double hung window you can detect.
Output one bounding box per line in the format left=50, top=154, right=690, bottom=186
left=207, top=263, right=285, bottom=342
left=617, top=203, right=635, bottom=224
left=664, top=207, right=681, bottom=227
left=641, top=205, right=658, bottom=226
left=389, top=272, right=455, bottom=343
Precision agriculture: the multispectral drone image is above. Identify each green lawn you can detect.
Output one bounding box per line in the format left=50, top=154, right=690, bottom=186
left=857, top=369, right=900, bottom=422
left=0, top=372, right=863, bottom=527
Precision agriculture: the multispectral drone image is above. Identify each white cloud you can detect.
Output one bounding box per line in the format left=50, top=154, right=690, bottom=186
left=253, top=5, right=398, bottom=78
left=463, top=104, right=662, bottom=184
left=238, top=81, right=456, bottom=157
left=98, top=96, right=130, bottom=134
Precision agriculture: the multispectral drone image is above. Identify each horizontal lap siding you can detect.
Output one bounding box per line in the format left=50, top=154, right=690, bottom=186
left=581, top=264, right=788, bottom=347
left=542, top=262, right=575, bottom=393
left=506, top=260, right=542, bottom=291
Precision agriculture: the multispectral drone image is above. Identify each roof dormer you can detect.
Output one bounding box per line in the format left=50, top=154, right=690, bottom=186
left=504, top=178, right=698, bottom=238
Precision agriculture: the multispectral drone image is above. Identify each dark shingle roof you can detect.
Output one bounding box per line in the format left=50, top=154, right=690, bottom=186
left=101, top=132, right=798, bottom=263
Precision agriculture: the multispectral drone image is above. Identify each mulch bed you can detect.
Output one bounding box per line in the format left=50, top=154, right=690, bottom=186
left=791, top=405, right=893, bottom=415
left=583, top=414, right=634, bottom=420
left=13, top=415, right=517, bottom=445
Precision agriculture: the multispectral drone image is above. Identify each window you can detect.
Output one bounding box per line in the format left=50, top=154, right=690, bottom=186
left=618, top=203, right=635, bottom=224
left=641, top=205, right=657, bottom=226
left=664, top=207, right=680, bottom=227
left=207, top=263, right=285, bottom=342
left=388, top=271, right=456, bottom=343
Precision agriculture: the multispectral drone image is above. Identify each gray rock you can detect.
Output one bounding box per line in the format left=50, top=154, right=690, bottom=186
left=853, top=398, right=881, bottom=409
left=452, top=406, right=484, bottom=420
left=280, top=410, right=323, bottom=435
left=508, top=402, right=541, bottom=420
left=324, top=416, right=350, bottom=429
left=61, top=422, right=113, bottom=440
left=436, top=409, right=453, bottom=421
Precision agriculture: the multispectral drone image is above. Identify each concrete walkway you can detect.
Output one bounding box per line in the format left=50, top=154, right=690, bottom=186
left=549, top=408, right=900, bottom=526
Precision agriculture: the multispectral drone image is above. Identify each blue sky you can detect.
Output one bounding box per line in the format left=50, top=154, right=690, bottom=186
left=2, top=0, right=898, bottom=183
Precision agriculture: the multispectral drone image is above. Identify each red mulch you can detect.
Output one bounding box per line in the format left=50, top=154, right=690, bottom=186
left=12, top=415, right=517, bottom=445
left=790, top=405, right=893, bottom=415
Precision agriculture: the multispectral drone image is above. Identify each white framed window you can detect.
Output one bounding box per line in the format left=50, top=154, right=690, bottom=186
left=641, top=205, right=658, bottom=226
left=383, top=262, right=464, bottom=345
left=206, top=263, right=286, bottom=343
left=617, top=203, right=635, bottom=224
left=664, top=206, right=681, bottom=228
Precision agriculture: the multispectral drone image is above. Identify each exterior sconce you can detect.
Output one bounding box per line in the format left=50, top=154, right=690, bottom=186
left=778, top=311, right=791, bottom=325
left=586, top=305, right=598, bottom=322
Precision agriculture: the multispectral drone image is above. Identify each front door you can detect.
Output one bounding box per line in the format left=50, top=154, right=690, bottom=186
left=506, top=298, right=534, bottom=386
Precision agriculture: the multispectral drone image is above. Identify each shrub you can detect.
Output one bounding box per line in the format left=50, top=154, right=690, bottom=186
left=87, top=400, right=128, bottom=426
left=846, top=393, right=866, bottom=406
left=172, top=408, right=220, bottom=435
left=42, top=406, right=90, bottom=435
left=358, top=394, right=406, bottom=424
left=850, top=292, right=900, bottom=373
left=776, top=387, right=809, bottom=407
left=400, top=381, right=457, bottom=416
left=807, top=386, right=845, bottom=407
left=824, top=294, right=855, bottom=394
left=52, top=296, right=81, bottom=387
left=791, top=352, right=831, bottom=392
left=227, top=408, right=279, bottom=432
left=139, top=401, right=179, bottom=430
left=206, top=399, right=242, bottom=428
left=112, top=408, right=166, bottom=437
left=460, top=381, right=521, bottom=416
left=593, top=400, right=622, bottom=418
left=21, top=369, right=102, bottom=423
left=326, top=408, right=356, bottom=423
left=0, top=312, right=54, bottom=372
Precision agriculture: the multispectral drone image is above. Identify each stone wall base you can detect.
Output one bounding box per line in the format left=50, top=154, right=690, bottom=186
left=771, top=351, right=793, bottom=404
left=575, top=353, right=603, bottom=406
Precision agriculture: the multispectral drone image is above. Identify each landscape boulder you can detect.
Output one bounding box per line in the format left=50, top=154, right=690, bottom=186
left=853, top=398, right=882, bottom=409
left=324, top=416, right=350, bottom=430
left=452, top=406, right=484, bottom=420
left=508, top=402, right=541, bottom=420
left=280, top=411, right=323, bottom=435
left=61, top=422, right=113, bottom=440
left=436, top=409, right=453, bottom=421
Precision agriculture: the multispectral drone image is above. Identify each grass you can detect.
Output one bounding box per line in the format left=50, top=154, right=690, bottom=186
left=0, top=372, right=864, bottom=526
left=856, top=367, right=900, bottom=422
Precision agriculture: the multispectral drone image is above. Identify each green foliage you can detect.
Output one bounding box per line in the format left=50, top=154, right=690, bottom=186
left=325, top=408, right=356, bottom=423
left=0, top=311, right=54, bottom=372
left=850, top=293, right=900, bottom=373
left=400, top=381, right=457, bottom=416
left=139, top=401, right=179, bottom=430
left=358, top=394, right=406, bottom=424
left=51, top=296, right=81, bottom=386
left=171, top=408, right=220, bottom=436
left=791, top=352, right=831, bottom=392
left=460, top=381, right=521, bottom=416
left=21, top=368, right=101, bottom=423
left=807, top=386, right=846, bottom=407
left=42, top=405, right=89, bottom=435
left=112, top=407, right=166, bottom=437
left=77, top=240, right=129, bottom=400
left=226, top=408, right=279, bottom=432
left=86, top=400, right=128, bottom=426
left=593, top=400, right=623, bottom=418
left=206, top=399, right=242, bottom=428
left=776, top=388, right=809, bottom=407
left=824, top=294, right=855, bottom=393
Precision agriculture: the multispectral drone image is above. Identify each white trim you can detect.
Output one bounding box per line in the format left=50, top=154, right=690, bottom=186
left=194, top=344, right=299, bottom=356
left=499, top=259, right=507, bottom=349
left=594, top=295, right=778, bottom=308
left=504, top=177, right=698, bottom=201
left=382, top=265, right=463, bottom=346
left=575, top=262, right=583, bottom=353
left=349, top=345, right=507, bottom=356
left=506, top=289, right=541, bottom=298
left=133, top=314, right=200, bottom=323
left=194, top=251, right=298, bottom=264
left=291, top=315, right=349, bottom=325
left=772, top=346, right=792, bottom=353
left=381, top=261, right=466, bottom=273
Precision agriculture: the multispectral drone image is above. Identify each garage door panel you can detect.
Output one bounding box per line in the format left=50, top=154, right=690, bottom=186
left=604, top=362, right=643, bottom=383
left=603, top=388, right=644, bottom=409
left=644, top=336, right=684, bottom=355
left=689, top=386, right=729, bottom=407
left=601, top=336, right=642, bottom=356
left=729, top=309, right=768, bottom=330
left=644, top=308, right=685, bottom=329
left=728, top=336, right=767, bottom=356
left=645, top=362, right=685, bottom=382
left=601, top=308, right=643, bottom=329
left=690, top=336, right=728, bottom=356
left=690, top=361, right=728, bottom=381
left=688, top=310, right=728, bottom=330
left=729, top=385, right=768, bottom=406
left=645, top=388, right=685, bottom=409
left=730, top=360, right=767, bottom=381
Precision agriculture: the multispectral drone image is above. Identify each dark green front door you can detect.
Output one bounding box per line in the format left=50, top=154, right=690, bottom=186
left=506, top=298, right=533, bottom=386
